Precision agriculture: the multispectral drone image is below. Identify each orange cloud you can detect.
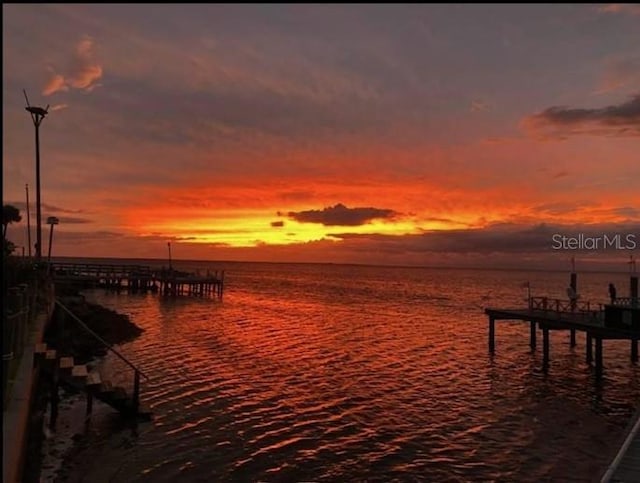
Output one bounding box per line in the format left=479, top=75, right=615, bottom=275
left=42, top=36, right=103, bottom=96
left=42, top=74, right=68, bottom=96
left=597, top=4, right=640, bottom=16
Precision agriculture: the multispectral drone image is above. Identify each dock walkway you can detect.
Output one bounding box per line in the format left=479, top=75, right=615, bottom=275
left=485, top=296, right=639, bottom=376
left=51, top=262, right=225, bottom=298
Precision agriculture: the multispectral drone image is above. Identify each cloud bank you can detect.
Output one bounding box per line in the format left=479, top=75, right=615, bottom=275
left=522, top=94, right=640, bottom=139
left=288, top=203, right=399, bottom=226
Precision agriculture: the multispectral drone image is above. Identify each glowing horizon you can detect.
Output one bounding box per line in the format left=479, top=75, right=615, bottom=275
left=3, top=4, right=639, bottom=267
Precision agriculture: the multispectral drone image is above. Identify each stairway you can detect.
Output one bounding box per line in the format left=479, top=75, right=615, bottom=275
left=34, top=342, right=152, bottom=420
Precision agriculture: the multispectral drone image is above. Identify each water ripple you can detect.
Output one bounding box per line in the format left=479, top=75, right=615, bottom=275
left=78, top=265, right=640, bottom=482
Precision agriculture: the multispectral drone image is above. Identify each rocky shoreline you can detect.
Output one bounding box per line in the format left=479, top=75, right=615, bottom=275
left=24, top=289, right=144, bottom=482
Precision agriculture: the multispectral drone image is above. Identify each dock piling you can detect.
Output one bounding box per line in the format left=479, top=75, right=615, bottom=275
left=570, top=329, right=576, bottom=347
left=586, top=333, right=593, bottom=364
left=530, top=321, right=536, bottom=350
left=489, top=317, right=495, bottom=353
left=542, top=326, right=550, bottom=369
left=595, top=337, right=603, bottom=378
left=632, top=339, right=638, bottom=363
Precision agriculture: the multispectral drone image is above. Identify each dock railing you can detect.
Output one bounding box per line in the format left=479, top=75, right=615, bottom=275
left=612, top=297, right=639, bottom=308
left=529, top=296, right=603, bottom=316
left=54, top=299, right=149, bottom=412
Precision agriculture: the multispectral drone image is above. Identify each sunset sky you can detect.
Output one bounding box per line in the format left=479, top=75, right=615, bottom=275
left=2, top=4, right=639, bottom=268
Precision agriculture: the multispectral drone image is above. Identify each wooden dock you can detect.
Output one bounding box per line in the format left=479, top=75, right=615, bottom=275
left=51, top=262, right=224, bottom=299
left=485, top=296, right=639, bottom=377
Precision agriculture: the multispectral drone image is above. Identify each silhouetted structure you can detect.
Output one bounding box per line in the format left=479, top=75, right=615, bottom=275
left=24, top=90, right=49, bottom=260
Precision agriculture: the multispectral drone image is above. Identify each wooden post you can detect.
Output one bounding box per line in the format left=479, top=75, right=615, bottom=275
left=86, top=392, right=93, bottom=416
left=489, top=317, right=495, bottom=353
left=133, top=370, right=140, bottom=413
left=542, top=326, right=550, bottom=369
left=50, top=367, right=59, bottom=430
left=595, top=337, right=603, bottom=378
left=586, top=333, right=593, bottom=364
left=530, top=321, right=536, bottom=349
left=570, top=329, right=576, bottom=348
left=632, top=339, right=638, bottom=363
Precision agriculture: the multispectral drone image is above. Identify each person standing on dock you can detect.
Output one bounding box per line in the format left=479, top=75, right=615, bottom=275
left=609, top=283, right=617, bottom=304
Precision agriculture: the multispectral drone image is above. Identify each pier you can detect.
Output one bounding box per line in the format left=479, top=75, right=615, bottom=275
left=51, top=262, right=225, bottom=299
left=485, top=273, right=639, bottom=378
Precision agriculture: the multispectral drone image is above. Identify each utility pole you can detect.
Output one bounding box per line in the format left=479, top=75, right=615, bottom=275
left=24, top=90, right=49, bottom=260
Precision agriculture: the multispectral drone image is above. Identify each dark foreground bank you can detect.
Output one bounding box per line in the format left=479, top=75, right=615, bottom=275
left=23, top=290, right=144, bottom=483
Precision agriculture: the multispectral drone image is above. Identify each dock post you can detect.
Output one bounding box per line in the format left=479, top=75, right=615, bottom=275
left=542, top=326, right=550, bottom=369
left=632, top=339, right=638, bottom=363
left=86, top=392, right=93, bottom=416
left=570, top=329, right=576, bottom=348
left=489, top=317, right=495, bottom=353
left=133, top=370, right=140, bottom=414
left=50, top=368, right=59, bottom=430
left=595, top=337, right=603, bottom=378
left=529, top=320, right=536, bottom=349
left=586, top=333, right=593, bottom=364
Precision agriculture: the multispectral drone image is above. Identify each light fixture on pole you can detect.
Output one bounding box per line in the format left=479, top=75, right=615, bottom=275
left=47, top=216, right=59, bottom=263
left=167, top=241, right=173, bottom=271
left=24, top=90, right=49, bottom=261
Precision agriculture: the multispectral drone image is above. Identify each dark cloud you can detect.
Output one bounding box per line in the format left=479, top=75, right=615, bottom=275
left=330, top=222, right=640, bottom=254
left=7, top=201, right=88, bottom=215
left=46, top=215, right=92, bottom=224
left=288, top=203, right=398, bottom=226
left=271, top=220, right=285, bottom=227
left=522, top=94, right=640, bottom=138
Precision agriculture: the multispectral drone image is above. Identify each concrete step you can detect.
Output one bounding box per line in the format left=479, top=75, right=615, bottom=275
left=35, top=343, right=48, bottom=354
left=71, top=365, right=88, bottom=378
left=45, top=349, right=57, bottom=360
left=60, top=357, right=74, bottom=370
left=86, top=372, right=101, bottom=386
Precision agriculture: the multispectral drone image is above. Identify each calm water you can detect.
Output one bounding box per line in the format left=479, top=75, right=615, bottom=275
left=60, top=262, right=640, bottom=481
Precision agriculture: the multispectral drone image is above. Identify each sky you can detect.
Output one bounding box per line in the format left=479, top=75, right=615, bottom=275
left=2, top=4, right=639, bottom=269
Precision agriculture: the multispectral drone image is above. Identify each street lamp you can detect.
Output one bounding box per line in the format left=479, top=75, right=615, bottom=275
left=47, top=216, right=59, bottom=263
left=24, top=90, right=49, bottom=260
left=167, top=242, right=173, bottom=271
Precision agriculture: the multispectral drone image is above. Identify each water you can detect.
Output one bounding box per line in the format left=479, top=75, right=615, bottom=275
left=59, top=262, right=640, bottom=481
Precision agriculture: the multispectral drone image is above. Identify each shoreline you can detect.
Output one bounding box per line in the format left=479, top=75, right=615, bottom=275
left=25, top=288, right=145, bottom=482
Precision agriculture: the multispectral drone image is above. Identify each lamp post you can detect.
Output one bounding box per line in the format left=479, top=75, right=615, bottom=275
left=24, top=91, right=49, bottom=260
left=47, top=216, right=59, bottom=263
left=167, top=242, right=173, bottom=271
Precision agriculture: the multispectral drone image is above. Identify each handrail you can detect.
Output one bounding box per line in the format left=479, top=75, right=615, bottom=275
left=528, top=296, right=603, bottom=314
left=612, top=297, right=639, bottom=307
left=54, top=298, right=150, bottom=380
left=600, top=407, right=640, bottom=482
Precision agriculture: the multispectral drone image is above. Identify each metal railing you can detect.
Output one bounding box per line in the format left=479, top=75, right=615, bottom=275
left=612, top=297, right=640, bottom=308
left=54, top=299, right=149, bottom=411
left=529, top=296, right=604, bottom=315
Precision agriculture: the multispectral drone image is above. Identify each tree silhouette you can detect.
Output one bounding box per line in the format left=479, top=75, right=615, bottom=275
left=3, top=204, right=22, bottom=238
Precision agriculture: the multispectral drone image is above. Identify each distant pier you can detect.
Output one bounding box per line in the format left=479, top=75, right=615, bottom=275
left=485, top=273, right=639, bottom=378
left=51, top=262, right=224, bottom=299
